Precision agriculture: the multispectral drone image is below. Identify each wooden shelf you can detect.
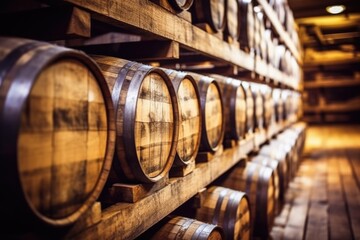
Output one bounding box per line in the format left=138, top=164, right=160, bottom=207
left=65, top=121, right=294, bottom=240
left=304, top=57, right=360, bottom=70
left=304, top=103, right=360, bottom=113
left=304, top=79, right=360, bottom=88
left=58, top=0, right=299, bottom=89
left=257, top=0, right=302, bottom=65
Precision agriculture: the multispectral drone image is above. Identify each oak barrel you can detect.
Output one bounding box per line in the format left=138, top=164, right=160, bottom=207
left=164, top=69, right=201, bottom=167
left=243, top=83, right=254, bottom=134
left=221, top=162, right=276, bottom=238
left=0, top=37, right=115, bottom=227
left=253, top=11, right=261, bottom=59
left=196, top=186, right=251, bottom=240
left=167, top=0, right=194, bottom=11
left=251, top=155, right=280, bottom=213
left=269, top=139, right=294, bottom=181
left=150, top=215, right=225, bottom=240
left=92, top=56, right=179, bottom=183
left=225, top=0, right=240, bottom=40
left=276, top=131, right=299, bottom=177
left=272, top=88, right=284, bottom=123
left=259, top=144, right=289, bottom=201
left=262, top=86, right=274, bottom=129
left=191, top=73, right=224, bottom=152
left=212, top=75, right=246, bottom=141
left=252, top=85, right=264, bottom=130
left=191, top=0, right=226, bottom=33
left=239, top=0, right=255, bottom=53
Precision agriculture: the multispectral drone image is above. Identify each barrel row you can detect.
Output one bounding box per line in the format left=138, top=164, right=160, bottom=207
left=141, top=185, right=251, bottom=240
left=0, top=37, right=302, bottom=230
left=148, top=119, right=304, bottom=240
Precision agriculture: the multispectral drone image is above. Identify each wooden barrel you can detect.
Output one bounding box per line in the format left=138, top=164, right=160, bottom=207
left=150, top=215, right=225, bottom=240
left=290, top=123, right=306, bottom=155
left=225, top=0, right=240, bottom=40
left=282, top=90, right=292, bottom=120
left=164, top=69, right=201, bottom=167
left=239, top=0, right=255, bottom=53
left=253, top=11, right=261, bottom=59
left=252, top=85, right=264, bottom=130
left=251, top=155, right=280, bottom=213
left=243, top=83, right=254, bottom=134
left=191, top=0, right=226, bottom=33
left=167, top=0, right=194, bottom=11
left=272, top=88, right=284, bottom=123
left=262, top=86, right=274, bottom=129
left=212, top=74, right=246, bottom=141
left=0, top=37, right=115, bottom=227
left=92, top=55, right=179, bottom=183
left=221, top=162, right=276, bottom=238
left=269, top=139, right=294, bottom=181
left=277, top=131, right=299, bottom=177
left=259, top=145, right=289, bottom=201
left=259, top=15, right=267, bottom=62
left=265, top=29, right=275, bottom=66
left=273, top=44, right=285, bottom=70
left=196, top=186, right=251, bottom=240
left=191, top=73, right=224, bottom=152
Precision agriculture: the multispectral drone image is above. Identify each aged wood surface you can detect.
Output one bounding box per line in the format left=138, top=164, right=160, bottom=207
left=66, top=130, right=268, bottom=240
left=0, top=37, right=115, bottom=227
left=196, top=186, right=251, bottom=240
left=149, top=216, right=224, bottom=240
left=92, top=55, right=178, bottom=183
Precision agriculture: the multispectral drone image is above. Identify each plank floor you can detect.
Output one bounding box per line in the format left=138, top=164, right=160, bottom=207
left=270, top=125, right=360, bottom=240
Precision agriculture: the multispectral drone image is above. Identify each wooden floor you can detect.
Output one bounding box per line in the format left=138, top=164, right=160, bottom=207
left=270, top=125, right=360, bottom=240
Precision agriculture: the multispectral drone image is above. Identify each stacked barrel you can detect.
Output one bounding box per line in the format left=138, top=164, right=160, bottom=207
left=0, top=0, right=304, bottom=236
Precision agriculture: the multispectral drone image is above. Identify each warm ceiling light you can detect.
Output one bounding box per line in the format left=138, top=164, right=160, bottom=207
left=326, top=5, right=346, bottom=14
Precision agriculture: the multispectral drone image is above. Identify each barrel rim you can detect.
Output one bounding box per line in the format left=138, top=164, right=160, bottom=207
left=167, top=0, right=194, bottom=11
left=0, top=39, right=115, bottom=227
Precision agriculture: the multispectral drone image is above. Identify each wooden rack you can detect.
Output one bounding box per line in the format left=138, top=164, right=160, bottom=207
left=52, top=0, right=301, bottom=90
left=0, top=0, right=304, bottom=238
left=64, top=120, right=297, bottom=240
left=257, top=0, right=302, bottom=64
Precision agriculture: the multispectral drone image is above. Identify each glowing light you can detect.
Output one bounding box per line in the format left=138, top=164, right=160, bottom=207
left=326, top=5, right=346, bottom=14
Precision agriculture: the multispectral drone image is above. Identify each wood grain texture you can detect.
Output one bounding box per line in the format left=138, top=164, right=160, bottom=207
left=259, top=144, right=289, bottom=201
left=244, top=84, right=254, bottom=134
left=273, top=89, right=284, bottom=123
left=251, top=155, right=281, bottom=214
left=165, top=69, right=201, bottom=167
left=262, top=87, right=274, bottom=129
left=211, top=75, right=246, bottom=141
left=92, top=55, right=179, bottom=183
left=191, top=73, right=224, bottom=152
left=252, top=87, right=264, bottom=130
left=0, top=37, right=115, bottom=227
left=192, top=0, right=226, bottom=33
left=150, top=216, right=224, bottom=240
left=62, top=0, right=256, bottom=74
left=196, top=186, right=251, bottom=240
left=66, top=132, right=255, bottom=240
left=220, top=162, right=276, bottom=238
